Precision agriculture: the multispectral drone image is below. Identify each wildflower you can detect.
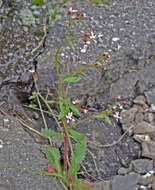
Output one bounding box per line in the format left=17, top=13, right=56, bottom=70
left=98, top=65, right=106, bottom=71
left=67, top=7, right=77, bottom=15
left=75, top=12, right=86, bottom=20
left=83, top=34, right=89, bottom=42
left=90, top=31, right=96, bottom=39
left=112, top=37, right=119, bottom=42
left=77, top=56, right=82, bottom=61
left=102, top=52, right=110, bottom=60
left=72, top=99, right=81, bottom=104
left=120, top=100, right=126, bottom=105
left=79, top=108, right=88, bottom=113
left=75, top=12, right=81, bottom=20
left=112, top=111, right=122, bottom=121
left=66, top=112, right=75, bottom=123
left=30, top=70, right=39, bottom=81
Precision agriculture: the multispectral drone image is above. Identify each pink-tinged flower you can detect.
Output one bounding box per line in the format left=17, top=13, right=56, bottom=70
left=120, top=100, right=126, bottom=105
left=83, top=34, right=89, bottom=42
left=31, top=71, right=39, bottom=80
left=75, top=12, right=86, bottom=20
left=98, top=65, right=106, bottom=71
left=79, top=108, right=88, bottom=113
left=75, top=12, right=81, bottom=19
left=95, top=63, right=106, bottom=71
left=81, top=13, right=86, bottom=17
left=77, top=56, right=82, bottom=61
left=102, top=52, right=110, bottom=60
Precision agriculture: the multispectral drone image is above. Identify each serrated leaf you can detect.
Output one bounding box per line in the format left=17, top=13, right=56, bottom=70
left=28, top=93, right=37, bottom=100
left=32, top=0, right=44, bottom=6
left=41, top=146, right=62, bottom=174
left=74, top=140, right=87, bottom=164
left=63, top=76, right=81, bottom=83
left=41, top=129, right=63, bottom=138
left=69, top=104, right=80, bottom=116
left=68, top=129, right=85, bottom=140
left=28, top=104, right=37, bottom=109
left=58, top=111, right=66, bottom=119
left=69, top=41, right=76, bottom=51
left=69, top=156, right=79, bottom=177
left=95, top=113, right=111, bottom=124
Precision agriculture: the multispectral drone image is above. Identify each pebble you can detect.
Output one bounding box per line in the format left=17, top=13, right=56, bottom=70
left=134, top=96, right=146, bottom=105
left=131, top=159, right=153, bottom=174
left=134, top=121, right=155, bottom=134
left=144, top=90, right=155, bottom=105
left=152, top=181, right=155, bottom=190
left=112, top=173, right=141, bottom=190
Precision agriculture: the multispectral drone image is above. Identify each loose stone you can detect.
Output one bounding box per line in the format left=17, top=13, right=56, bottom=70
left=112, top=173, right=141, bottom=190
left=131, top=159, right=153, bottom=174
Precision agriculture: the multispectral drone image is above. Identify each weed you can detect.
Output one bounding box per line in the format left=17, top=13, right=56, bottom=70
left=0, top=4, right=121, bottom=190
left=27, top=9, right=113, bottom=189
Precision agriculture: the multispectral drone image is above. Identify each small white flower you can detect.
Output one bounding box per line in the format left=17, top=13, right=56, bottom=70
left=29, top=69, right=35, bottom=73
left=72, top=99, right=81, bottom=104
left=83, top=109, right=88, bottom=113
left=90, top=31, right=96, bottom=39
left=66, top=112, right=75, bottom=123
left=112, top=37, right=119, bottom=42
left=98, top=34, right=104, bottom=38
left=68, top=7, right=77, bottom=13
left=81, top=48, right=87, bottom=53
left=113, top=112, right=122, bottom=121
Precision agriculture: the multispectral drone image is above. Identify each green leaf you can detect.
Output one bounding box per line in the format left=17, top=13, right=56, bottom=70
left=63, top=76, right=81, bottom=83
left=47, top=100, right=55, bottom=104
left=145, top=59, right=150, bottom=64
left=41, top=146, right=62, bottom=174
left=49, top=7, right=58, bottom=24
left=69, top=104, right=81, bottom=116
left=69, top=41, right=76, bottom=51
left=58, top=111, right=66, bottom=119
left=95, top=113, right=111, bottom=124
left=79, top=184, right=93, bottom=190
left=65, top=98, right=71, bottom=104
left=74, top=140, right=87, bottom=164
left=68, top=129, right=85, bottom=141
left=28, top=104, right=37, bottom=109
left=58, top=100, right=68, bottom=119
left=69, top=156, right=79, bottom=177
left=28, top=93, right=37, bottom=100
left=41, top=129, right=63, bottom=138
left=32, top=0, right=44, bottom=6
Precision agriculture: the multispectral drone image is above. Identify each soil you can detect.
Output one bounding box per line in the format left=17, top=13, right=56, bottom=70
left=0, top=0, right=155, bottom=189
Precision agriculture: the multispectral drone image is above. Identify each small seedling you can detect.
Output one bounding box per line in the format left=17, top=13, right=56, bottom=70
left=145, top=59, right=150, bottom=65
left=32, top=0, right=44, bottom=6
